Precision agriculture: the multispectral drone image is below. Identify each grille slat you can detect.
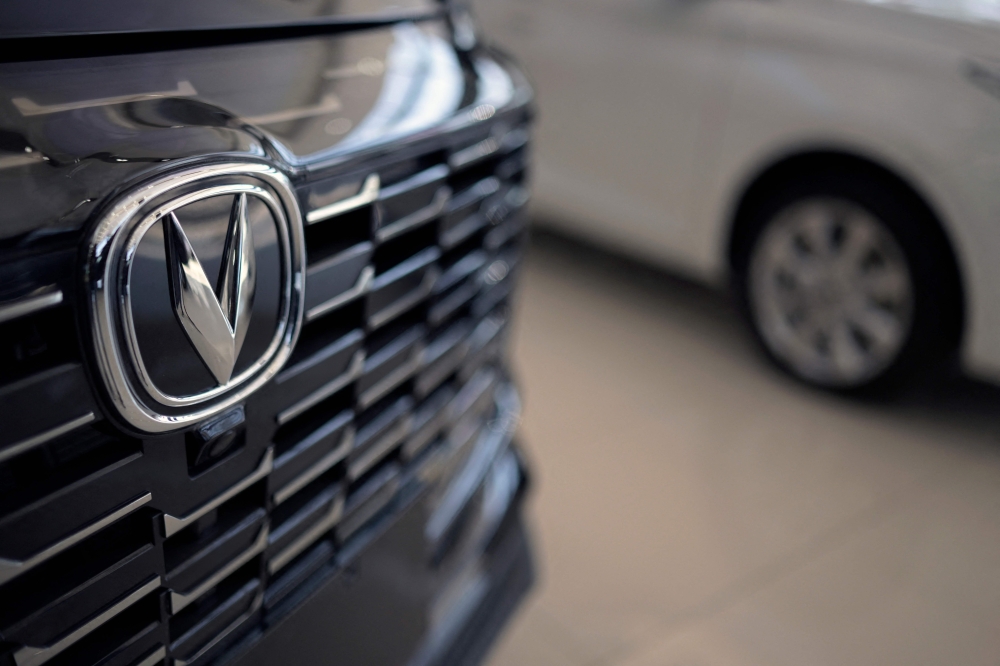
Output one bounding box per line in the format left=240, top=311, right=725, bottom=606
left=161, top=448, right=273, bottom=539
left=274, top=351, right=364, bottom=426
left=0, top=301, right=78, bottom=390
left=305, top=174, right=379, bottom=226
left=1, top=536, right=157, bottom=648
left=0, top=498, right=151, bottom=591
left=272, top=426, right=352, bottom=506
left=338, top=462, right=401, bottom=543
left=304, top=242, right=374, bottom=320
left=0, top=436, right=149, bottom=577
left=350, top=395, right=413, bottom=481
left=366, top=247, right=441, bottom=330
left=416, top=321, right=473, bottom=398
left=0, top=364, right=98, bottom=456
left=169, top=575, right=262, bottom=666
left=272, top=330, right=364, bottom=412
left=266, top=486, right=344, bottom=575
left=405, top=385, right=457, bottom=462
left=2, top=507, right=149, bottom=613
left=165, top=507, right=268, bottom=614
left=167, top=527, right=267, bottom=616
left=12, top=576, right=162, bottom=666
left=262, top=540, right=333, bottom=612
left=40, top=597, right=163, bottom=666
left=375, top=164, right=450, bottom=243
left=0, top=288, right=64, bottom=326
left=130, top=646, right=168, bottom=666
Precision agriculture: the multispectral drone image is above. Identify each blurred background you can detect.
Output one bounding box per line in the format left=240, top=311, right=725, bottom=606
left=470, top=0, right=1000, bottom=663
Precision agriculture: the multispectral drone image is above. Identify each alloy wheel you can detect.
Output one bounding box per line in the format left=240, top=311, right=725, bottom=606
left=748, top=198, right=914, bottom=387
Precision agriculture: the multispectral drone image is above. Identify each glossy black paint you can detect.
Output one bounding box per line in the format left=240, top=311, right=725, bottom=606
left=0, top=23, right=528, bottom=243
left=0, top=7, right=533, bottom=666
left=0, top=0, right=441, bottom=39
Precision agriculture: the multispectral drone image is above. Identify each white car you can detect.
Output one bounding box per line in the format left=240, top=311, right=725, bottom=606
left=477, top=0, right=1000, bottom=391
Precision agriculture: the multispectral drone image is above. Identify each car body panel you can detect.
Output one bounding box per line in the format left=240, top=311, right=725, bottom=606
left=0, top=23, right=463, bottom=244
left=479, top=0, right=1000, bottom=381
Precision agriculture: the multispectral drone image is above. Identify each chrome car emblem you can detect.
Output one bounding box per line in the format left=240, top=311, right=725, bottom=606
left=85, top=163, right=305, bottom=433
left=164, top=194, right=256, bottom=385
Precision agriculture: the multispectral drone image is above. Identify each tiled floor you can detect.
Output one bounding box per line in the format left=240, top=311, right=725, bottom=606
left=487, top=231, right=1000, bottom=666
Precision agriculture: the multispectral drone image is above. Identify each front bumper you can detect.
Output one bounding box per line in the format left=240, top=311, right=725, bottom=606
left=228, top=390, right=533, bottom=666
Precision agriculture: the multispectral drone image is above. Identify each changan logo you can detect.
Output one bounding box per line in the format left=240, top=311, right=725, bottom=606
left=164, top=192, right=257, bottom=385
left=85, top=163, right=305, bottom=433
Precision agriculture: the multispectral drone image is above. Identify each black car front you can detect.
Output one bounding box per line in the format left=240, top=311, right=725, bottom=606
left=0, top=3, right=533, bottom=666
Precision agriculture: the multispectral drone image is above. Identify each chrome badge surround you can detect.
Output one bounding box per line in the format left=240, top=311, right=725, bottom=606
left=85, top=162, right=306, bottom=433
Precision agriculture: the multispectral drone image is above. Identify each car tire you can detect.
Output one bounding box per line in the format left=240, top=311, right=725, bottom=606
left=732, top=167, right=960, bottom=393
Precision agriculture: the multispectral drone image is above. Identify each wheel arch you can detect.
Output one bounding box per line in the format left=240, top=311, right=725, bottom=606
left=725, top=148, right=966, bottom=352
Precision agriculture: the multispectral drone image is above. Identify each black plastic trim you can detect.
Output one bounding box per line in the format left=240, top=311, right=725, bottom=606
left=0, top=10, right=446, bottom=63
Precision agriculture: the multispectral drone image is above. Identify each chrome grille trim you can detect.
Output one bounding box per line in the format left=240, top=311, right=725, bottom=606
left=378, top=164, right=449, bottom=200
left=162, top=448, right=274, bottom=538
left=273, top=428, right=354, bottom=505
left=368, top=266, right=440, bottom=330
left=0, top=412, right=96, bottom=464
left=169, top=527, right=270, bottom=614
left=0, top=287, right=63, bottom=324
left=276, top=351, right=365, bottom=425
left=172, top=590, right=264, bottom=666
left=267, top=494, right=344, bottom=574
left=449, top=137, right=500, bottom=170
left=376, top=187, right=450, bottom=243
left=0, top=492, right=152, bottom=586
left=12, top=576, right=162, bottom=666
left=349, top=414, right=412, bottom=480
left=305, top=265, right=374, bottom=322
left=357, top=345, right=424, bottom=409
left=306, top=174, right=380, bottom=224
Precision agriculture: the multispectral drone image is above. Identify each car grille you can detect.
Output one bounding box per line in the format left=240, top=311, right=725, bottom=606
left=0, top=112, right=530, bottom=666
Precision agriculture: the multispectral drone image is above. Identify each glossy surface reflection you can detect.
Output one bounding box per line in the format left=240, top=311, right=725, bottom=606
left=0, top=20, right=487, bottom=244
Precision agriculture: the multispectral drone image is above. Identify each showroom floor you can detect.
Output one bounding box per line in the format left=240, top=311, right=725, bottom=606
left=486, top=230, right=1000, bottom=666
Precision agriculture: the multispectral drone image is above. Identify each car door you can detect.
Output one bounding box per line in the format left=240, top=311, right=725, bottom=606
left=477, top=0, right=745, bottom=276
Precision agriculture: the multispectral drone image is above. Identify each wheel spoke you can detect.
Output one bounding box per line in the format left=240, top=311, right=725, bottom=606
left=847, top=303, right=904, bottom=351
left=830, top=319, right=867, bottom=377
left=782, top=317, right=825, bottom=368
left=768, top=225, right=824, bottom=286
left=837, top=215, right=878, bottom=267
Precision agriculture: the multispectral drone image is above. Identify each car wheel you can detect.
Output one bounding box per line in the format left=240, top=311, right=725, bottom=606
left=735, top=171, right=957, bottom=392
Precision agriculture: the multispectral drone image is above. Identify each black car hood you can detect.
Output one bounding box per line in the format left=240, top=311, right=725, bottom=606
left=0, top=0, right=443, bottom=38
